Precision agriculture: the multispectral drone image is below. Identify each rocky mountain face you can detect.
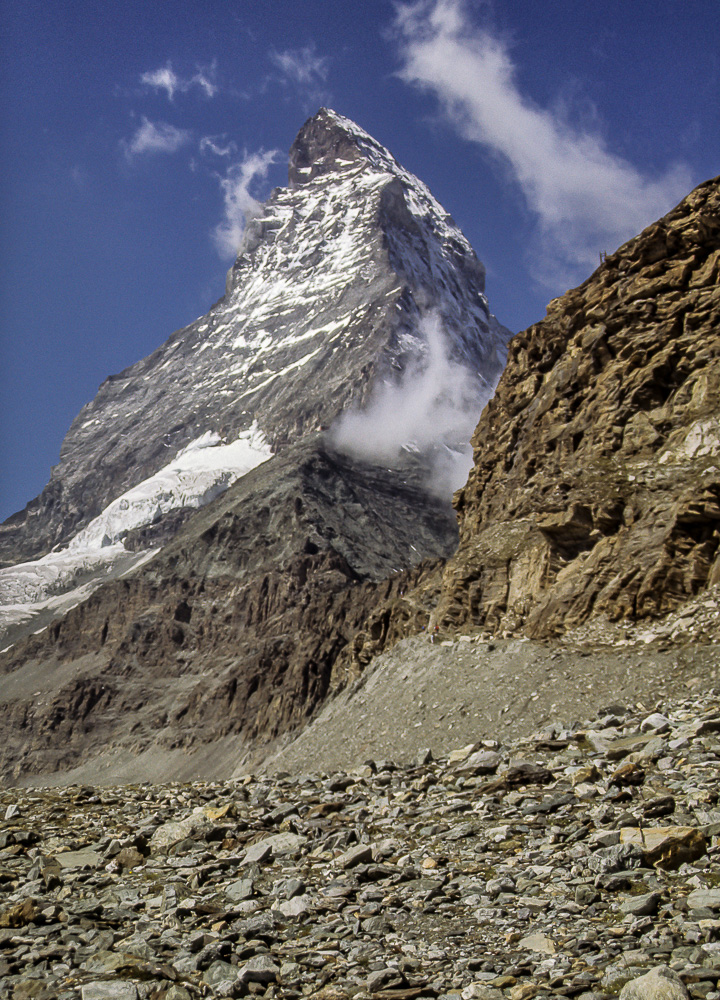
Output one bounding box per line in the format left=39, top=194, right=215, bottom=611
left=0, top=439, right=456, bottom=784
left=2, top=114, right=717, bottom=789
left=0, top=108, right=507, bottom=570
left=0, top=110, right=508, bottom=783
left=349, top=176, right=720, bottom=666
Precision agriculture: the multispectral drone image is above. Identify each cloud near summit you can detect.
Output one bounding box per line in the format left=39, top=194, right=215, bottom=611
left=269, top=44, right=331, bottom=107
left=393, top=0, right=692, bottom=287
left=213, top=150, right=281, bottom=260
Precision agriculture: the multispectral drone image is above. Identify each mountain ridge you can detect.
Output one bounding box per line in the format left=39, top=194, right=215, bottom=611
left=0, top=109, right=511, bottom=784
left=1, top=117, right=717, bottom=788
left=0, top=109, right=509, bottom=657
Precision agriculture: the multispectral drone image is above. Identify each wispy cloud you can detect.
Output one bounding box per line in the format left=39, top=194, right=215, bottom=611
left=213, top=150, right=280, bottom=259
left=332, top=312, right=490, bottom=495
left=192, top=66, right=218, bottom=98
left=199, top=135, right=237, bottom=158
left=393, top=0, right=693, bottom=287
left=269, top=44, right=331, bottom=107
left=141, top=65, right=180, bottom=100
left=124, top=117, right=192, bottom=159
left=141, top=61, right=218, bottom=101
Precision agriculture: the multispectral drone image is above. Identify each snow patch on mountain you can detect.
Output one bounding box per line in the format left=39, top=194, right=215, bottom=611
left=70, top=424, right=271, bottom=550
left=0, top=426, right=271, bottom=640
left=0, top=546, right=156, bottom=647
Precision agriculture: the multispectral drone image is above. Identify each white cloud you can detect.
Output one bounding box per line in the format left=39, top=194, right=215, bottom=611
left=200, top=135, right=237, bottom=158
left=394, top=0, right=693, bottom=287
left=332, top=312, right=491, bottom=495
left=213, top=150, right=280, bottom=259
left=141, top=64, right=180, bottom=100
left=191, top=68, right=218, bottom=98
left=141, top=61, right=218, bottom=101
left=124, top=117, right=192, bottom=159
left=270, top=45, right=330, bottom=86
left=269, top=44, right=331, bottom=106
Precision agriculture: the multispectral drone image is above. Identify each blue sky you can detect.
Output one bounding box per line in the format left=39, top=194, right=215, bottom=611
left=1, top=0, right=718, bottom=521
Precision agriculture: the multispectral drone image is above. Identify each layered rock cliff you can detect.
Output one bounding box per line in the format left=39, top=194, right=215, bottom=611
left=0, top=439, right=453, bottom=783
left=350, top=176, right=720, bottom=661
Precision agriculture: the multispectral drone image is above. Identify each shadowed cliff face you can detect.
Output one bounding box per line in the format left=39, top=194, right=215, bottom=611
left=0, top=440, right=455, bottom=784
left=349, top=176, right=720, bottom=659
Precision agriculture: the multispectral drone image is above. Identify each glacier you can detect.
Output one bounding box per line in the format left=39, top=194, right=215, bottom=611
left=0, top=426, right=271, bottom=641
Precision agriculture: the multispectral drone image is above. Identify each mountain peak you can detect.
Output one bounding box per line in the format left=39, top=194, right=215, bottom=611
left=288, top=108, right=403, bottom=188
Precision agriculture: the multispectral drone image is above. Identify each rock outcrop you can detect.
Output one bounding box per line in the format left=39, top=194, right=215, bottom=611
left=351, top=176, right=720, bottom=659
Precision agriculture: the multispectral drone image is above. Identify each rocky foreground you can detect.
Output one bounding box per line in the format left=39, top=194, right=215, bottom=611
left=1, top=690, right=720, bottom=1000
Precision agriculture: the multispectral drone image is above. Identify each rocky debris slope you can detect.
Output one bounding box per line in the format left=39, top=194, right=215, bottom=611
left=0, top=440, right=455, bottom=785
left=261, top=612, right=720, bottom=779
left=2, top=690, right=720, bottom=1000
left=349, top=176, right=720, bottom=658
left=0, top=108, right=508, bottom=568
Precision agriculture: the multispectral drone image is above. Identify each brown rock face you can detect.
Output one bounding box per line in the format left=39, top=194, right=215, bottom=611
left=345, top=177, right=720, bottom=665
left=433, top=176, right=720, bottom=638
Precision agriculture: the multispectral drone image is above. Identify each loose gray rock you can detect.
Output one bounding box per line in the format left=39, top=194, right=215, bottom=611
left=687, top=888, right=720, bottom=910
left=236, top=954, right=280, bottom=985
left=640, top=713, right=671, bottom=733
left=55, top=847, right=103, bottom=869
left=337, top=843, right=374, bottom=868
left=81, top=984, right=139, bottom=1000
left=619, top=965, right=689, bottom=1000
left=461, top=987, right=505, bottom=1000
left=242, top=840, right=273, bottom=865
left=275, top=893, right=312, bottom=918
left=1, top=685, right=719, bottom=1000
left=619, top=891, right=663, bottom=916
left=150, top=809, right=214, bottom=849
left=461, top=750, right=502, bottom=774
left=224, top=877, right=254, bottom=902
left=203, top=959, right=238, bottom=987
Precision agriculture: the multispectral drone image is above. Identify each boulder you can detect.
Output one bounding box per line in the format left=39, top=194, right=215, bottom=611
left=619, top=965, right=689, bottom=1000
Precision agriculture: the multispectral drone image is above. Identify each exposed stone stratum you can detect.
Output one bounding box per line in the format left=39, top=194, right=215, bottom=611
left=350, top=175, right=720, bottom=665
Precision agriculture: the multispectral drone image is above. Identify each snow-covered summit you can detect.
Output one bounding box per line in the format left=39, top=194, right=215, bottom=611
left=289, top=109, right=465, bottom=235
left=289, top=109, right=474, bottom=258
left=0, top=109, right=510, bottom=578
left=289, top=108, right=404, bottom=185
